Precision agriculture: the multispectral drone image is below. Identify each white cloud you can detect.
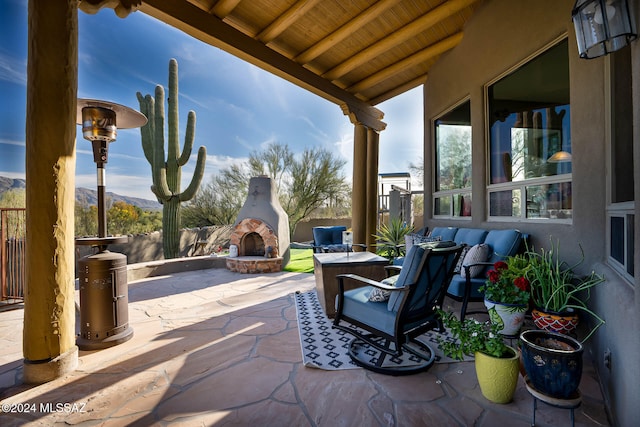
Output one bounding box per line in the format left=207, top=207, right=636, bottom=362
left=0, top=171, right=25, bottom=180
left=76, top=173, right=155, bottom=200
left=74, top=173, right=98, bottom=190
left=0, top=138, right=25, bottom=147
left=234, top=135, right=258, bottom=152
left=0, top=49, right=26, bottom=86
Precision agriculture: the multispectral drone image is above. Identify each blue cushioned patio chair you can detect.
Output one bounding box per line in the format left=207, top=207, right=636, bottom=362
left=312, top=226, right=366, bottom=253
left=332, top=244, right=463, bottom=375
left=444, top=230, right=526, bottom=320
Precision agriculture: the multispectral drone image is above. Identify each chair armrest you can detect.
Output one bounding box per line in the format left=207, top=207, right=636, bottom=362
left=294, top=242, right=314, bottom=249
left=462, top=260, right=494, bottom=268
left=336, top=273, right=405, bottom=293
left=384, top=265, right=402, bottom=277
left=460, top=261, right=494, bottom=283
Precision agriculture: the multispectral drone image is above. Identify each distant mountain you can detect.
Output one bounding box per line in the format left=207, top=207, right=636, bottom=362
left=0, top=176, right=26, bottom=194
left=0, top=176, right=161, bottom=211
left=75, top=187, right=162, bottom=211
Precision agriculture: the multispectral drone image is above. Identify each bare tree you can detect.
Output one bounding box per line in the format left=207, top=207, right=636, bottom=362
left=182, top=165, right=248, bottom=227
left=282, top=147, right=348, bottom=235
left=408, top=157, right=424, bottom=188
left=183, top=142, right=349, bottom=236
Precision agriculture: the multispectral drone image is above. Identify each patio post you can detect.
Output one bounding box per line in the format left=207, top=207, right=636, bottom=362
left=352, top=123, right=368, bottom=250
left=23, top=0, right=79, bottom=383
left=366, top=128, right=380, bottom=250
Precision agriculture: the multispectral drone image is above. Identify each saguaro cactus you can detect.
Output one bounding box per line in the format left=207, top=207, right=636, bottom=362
left=137, top=58, right=206, bottom=259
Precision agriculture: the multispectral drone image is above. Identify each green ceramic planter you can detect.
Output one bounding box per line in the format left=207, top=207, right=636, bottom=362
left=474, top=346, right=520, bottom=404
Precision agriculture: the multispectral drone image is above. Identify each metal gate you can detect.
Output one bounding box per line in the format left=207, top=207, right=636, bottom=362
left=1, top=208, right=26, bottom=303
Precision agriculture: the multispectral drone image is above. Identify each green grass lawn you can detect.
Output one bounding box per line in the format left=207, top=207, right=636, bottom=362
left=284, top=248, right=314, bottom=273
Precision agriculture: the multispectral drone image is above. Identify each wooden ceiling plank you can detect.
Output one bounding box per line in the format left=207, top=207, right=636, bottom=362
left=295, top=0, right=403, bottom=64
left=323, top=0, right=478, bottom=80
left=210, top=0, right=242, bottom=18
left=140, top=0, right=386, bottom=130
left=257, top=0, right=324, bottom=43
left=348, top=32, right=463, bottom=94
left=369, top=75, right=427, bottom=106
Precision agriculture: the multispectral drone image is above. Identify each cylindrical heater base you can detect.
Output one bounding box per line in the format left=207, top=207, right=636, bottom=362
left=77, top=250, right=133, bottom=350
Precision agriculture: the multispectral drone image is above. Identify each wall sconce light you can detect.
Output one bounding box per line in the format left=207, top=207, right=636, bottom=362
left=572, top=0, right=637, bottom=58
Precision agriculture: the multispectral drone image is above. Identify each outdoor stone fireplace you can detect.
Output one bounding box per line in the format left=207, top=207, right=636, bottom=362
left=226, top=176, right=290, bottom=273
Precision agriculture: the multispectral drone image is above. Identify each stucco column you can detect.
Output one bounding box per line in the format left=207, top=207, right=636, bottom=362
left=23, top=0, right=78, bottom=383
left=365, top=128, right=379, bottom=250
left=351, top=123, right=368, bottom=250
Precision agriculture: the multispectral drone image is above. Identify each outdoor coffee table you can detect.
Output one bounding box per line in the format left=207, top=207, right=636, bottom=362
left=313, top=251, right=389, bottom=318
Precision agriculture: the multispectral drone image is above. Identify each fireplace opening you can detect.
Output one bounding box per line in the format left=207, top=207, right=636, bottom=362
left=241, top=232, right=265, bottom=256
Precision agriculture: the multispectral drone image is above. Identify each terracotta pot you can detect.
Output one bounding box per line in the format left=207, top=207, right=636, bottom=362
left=484, top=299, right=527, bottom=336
left=474, top=345, right=520, bottom=404
left=531, top=307, right=579, bottom=335
left=520, top=330, right=583, bottom=399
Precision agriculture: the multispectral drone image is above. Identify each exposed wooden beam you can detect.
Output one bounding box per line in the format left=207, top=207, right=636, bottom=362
left=257, top=0, right=323, bottom=43
left=209, top=0, right=242, bottom=18
left=140, top=0, right=386, bottom=130
left=294, top=0, right=402, bottom=64
left=348, top=32, right=463, bottom=94
left=79, top=0, right=142, bottom=18
left=323, top=0, right=478, bottom=81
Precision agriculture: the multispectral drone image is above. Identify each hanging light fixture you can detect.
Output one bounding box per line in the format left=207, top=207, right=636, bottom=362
left=548, top=151, right=573, bottom=163
left=572, top=0, right=637, bottom=58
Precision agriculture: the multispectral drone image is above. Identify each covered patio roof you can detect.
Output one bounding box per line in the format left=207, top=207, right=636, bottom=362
left=83, top=0, right=481, bottom=130
left=19, top=0, right=486, bottom=384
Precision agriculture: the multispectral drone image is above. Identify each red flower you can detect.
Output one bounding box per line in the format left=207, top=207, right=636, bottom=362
left=494, top=261, right=508, bottom=271
left=487, top=270, right=500, bottom=283
left=514, top=277, right=529, bottom=291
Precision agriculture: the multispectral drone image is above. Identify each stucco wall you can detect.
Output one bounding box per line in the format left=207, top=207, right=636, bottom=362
left=422, top=0, right=640, bottom=424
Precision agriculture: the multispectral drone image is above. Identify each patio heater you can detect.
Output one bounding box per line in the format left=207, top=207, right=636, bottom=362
left=75, top=99, right=147, bottom=350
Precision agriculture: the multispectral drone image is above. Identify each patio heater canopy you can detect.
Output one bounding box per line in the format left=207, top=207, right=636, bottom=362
left=76, top=98, right=148, bottom=128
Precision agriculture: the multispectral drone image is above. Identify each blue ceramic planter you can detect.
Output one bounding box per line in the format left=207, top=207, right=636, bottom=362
left=520, top=330, right=584, bottom=399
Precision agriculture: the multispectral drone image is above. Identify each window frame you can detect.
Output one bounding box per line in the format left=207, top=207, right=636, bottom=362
left=604, top=47, right=635, bottom=285
left=432, top=97, right=472, bottom=220
left=484, top=36, right=572, bottom=223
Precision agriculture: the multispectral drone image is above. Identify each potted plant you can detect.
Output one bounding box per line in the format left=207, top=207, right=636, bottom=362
left=520, top=238, right=605, bottom=399
left=520, top=329, right=584, bottom=399
left=525, top=238, right=605, bottom=341
left=437, top=310, right=520, bottom=404
left=372, top=218, right=414, bottom=260
left=479, top=255, right=530, bottom=336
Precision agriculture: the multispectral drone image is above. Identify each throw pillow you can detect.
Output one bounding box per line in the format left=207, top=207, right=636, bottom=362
left=412, top=234, right=442, bottom=245
left=405, top=233, right=441, bottom=252
left=459, top=243, right=490, bottom=278
left=453, top=245, right=471, bottom=274
left=368, top=275, right=399, bottom=302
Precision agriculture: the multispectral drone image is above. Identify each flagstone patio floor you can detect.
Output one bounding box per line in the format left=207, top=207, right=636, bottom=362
left=0, top=266, right=610, bottom=426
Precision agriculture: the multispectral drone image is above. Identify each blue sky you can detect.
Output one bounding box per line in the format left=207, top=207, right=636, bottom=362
left=0, top=0, right=423, bottom=200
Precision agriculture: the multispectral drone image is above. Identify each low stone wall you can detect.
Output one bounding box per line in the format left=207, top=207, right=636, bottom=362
left=126, top=255, right=228, bottom=282
left=225, top=256, right=283, bottom=274
left=75, top=225, right=233, bottom=266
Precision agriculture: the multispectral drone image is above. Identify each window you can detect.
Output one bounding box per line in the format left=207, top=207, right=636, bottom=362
left=434, top=100, right=471, bottom=217
left=487, top=39, right=571, bottom=221
left=606, top=45, right=634, bottom=280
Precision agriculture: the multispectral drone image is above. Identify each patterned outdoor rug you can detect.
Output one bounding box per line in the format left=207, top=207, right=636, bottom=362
left=294, top=290, right=472, bottom=371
